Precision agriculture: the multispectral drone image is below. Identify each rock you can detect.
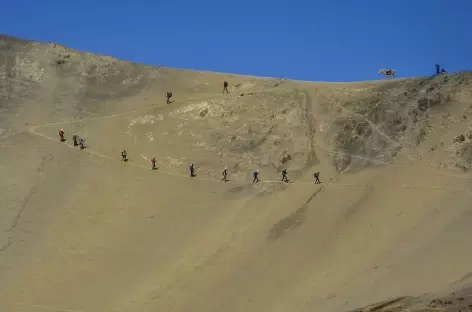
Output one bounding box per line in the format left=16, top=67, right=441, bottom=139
left=199, top=108, right=209, bottom=117
left=427, top=84, right=439, bottom=93
left=429, top=299, right=444, bottom=308
left=417, top=98, right=429, bottom=111
left=453, top=134, right=466, bottom=143
left=50, top=58, right=66, bottom=66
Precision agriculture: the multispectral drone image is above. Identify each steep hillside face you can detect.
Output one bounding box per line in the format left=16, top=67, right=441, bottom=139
left=0, top=35, right=144, bottom=130
left=149, top=88, right=318, bottom=180
left=314, top=73, right=472, bottom=174
left=3, top=34, right=471, bottom=178
left=0, top=34, right=283, bottom=136
left=2, top=34, right=472, bottom=312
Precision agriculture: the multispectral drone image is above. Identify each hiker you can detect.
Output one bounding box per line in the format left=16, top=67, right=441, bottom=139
left=72, top=134, right=78, bottom=146
left=435, top=64, right=441, bottom=75
left=281, top=168, right=288, bottom=183
left=151, top=157, right=157, bottom=170
left=314, top=172, right=320, bottom=184
left=58, top=129, right=65, bottom=141
left=78, top=136, right=85, bottom=149
left=166, top=91, right=173, bottom=104
left=223, top=81, right=229, bottom=94
left=189, top=163, right=196, bottom=177
left=441, top=68, right=446, bottom=74
left=121, top=150, right=127, bottom=162
left=253, top=169, right=260, bottom=183
left=222, top=166, right=228, bottom=182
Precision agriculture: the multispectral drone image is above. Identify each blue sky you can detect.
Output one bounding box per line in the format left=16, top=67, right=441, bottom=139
left=3, top=0, right=472, bottom=81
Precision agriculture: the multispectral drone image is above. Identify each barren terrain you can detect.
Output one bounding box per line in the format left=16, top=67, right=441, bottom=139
left=2, top=34, right=472, bottom=312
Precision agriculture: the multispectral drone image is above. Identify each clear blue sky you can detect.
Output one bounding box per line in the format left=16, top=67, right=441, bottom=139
left=3, top=0, right=472, bottom=82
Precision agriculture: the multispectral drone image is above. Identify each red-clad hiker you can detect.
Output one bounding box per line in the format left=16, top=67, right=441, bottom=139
left=58, top=129, right=65, bottom=141
left=151, top=157, right=157, bottom=170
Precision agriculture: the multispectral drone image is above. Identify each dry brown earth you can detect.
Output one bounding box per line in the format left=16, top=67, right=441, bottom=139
left=2, top=34, right=472, bottom=312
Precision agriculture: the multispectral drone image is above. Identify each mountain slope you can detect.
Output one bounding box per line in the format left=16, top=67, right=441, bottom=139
left=1, top=34, right=472, bottom=312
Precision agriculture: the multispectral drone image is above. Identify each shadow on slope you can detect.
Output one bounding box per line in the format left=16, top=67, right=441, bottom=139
left=349, top=273, right=472, bottom=312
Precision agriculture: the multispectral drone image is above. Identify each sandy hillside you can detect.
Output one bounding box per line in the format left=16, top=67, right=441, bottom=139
left=2, top=34, right=472, bottom=312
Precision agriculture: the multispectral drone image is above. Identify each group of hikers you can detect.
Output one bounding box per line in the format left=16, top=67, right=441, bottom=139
left=55, top=65, right=453, bottom=184
left=59, top=129, right=322, bottom=185
left=57, top=80, right=326, bottom=186
left=251, top=168, right=319, bottom=184
left=58, top=129, right=85, bottom=149
left=119, top=148, right=322, bottom=184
